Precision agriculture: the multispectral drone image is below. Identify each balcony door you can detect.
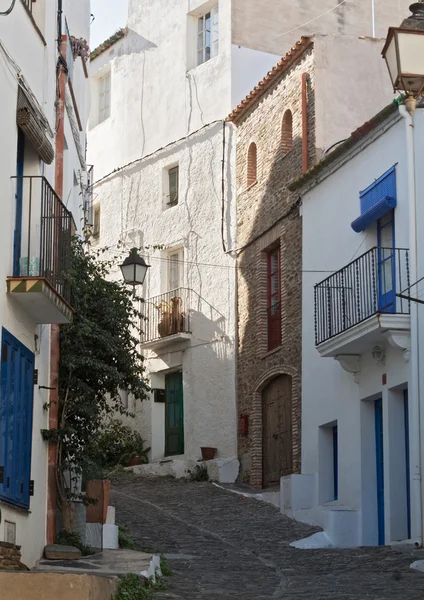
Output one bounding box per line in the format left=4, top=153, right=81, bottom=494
left=377, top=211, right=395, bottom=313
left=13, top=129, right=25, bottom=277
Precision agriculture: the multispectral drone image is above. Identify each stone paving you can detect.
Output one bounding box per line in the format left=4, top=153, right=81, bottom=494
left=110, top=473, right=424, bottom=599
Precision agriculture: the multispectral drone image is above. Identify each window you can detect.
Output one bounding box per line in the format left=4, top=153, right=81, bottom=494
left=281, top=110, right=293, bottom=155
left=0, top=328, right=35, bottom=510
left=247, top=142, right=257, bottom=188
left=267, top=246, right=281, bottom=351
left=93, top=205, right=100, bottom=237
left=197, top=6, right=219, bottom=66
left=98, top=73, right=111, bottom=124
left=168, top=166, right=179, bottom=206
left=168, top=250, right=182, bottom=291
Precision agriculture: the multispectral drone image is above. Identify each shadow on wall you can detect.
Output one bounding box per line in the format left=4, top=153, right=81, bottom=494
left=236, top=80, right=316, bottom=486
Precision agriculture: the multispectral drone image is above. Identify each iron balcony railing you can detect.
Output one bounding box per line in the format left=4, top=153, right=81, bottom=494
left=314, top=247, right=410, bottom=346
left=12, top=176, right=73, bottom=304
left=141, top=288, right=192, bottom=344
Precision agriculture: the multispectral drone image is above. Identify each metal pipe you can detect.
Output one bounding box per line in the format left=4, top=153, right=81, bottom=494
left=399, top=103, right=422, bottom=548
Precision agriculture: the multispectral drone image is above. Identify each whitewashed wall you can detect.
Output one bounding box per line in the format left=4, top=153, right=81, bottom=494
left=298, top=113, right=415, bottom=546
left=92, top=121, right=237, bottom=462
left=0, top=0, right=90, bottom=567
left=88, top=0, right=282, bottom=180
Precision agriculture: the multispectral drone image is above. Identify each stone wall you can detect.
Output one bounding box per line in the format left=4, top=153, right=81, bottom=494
left=234, top=45, right=316, bottom=487
left=0, top=542, right=25, bottom=571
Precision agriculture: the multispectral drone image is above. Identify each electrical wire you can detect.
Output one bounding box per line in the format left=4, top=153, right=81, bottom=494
left=275, top=0, right=349, bottom=39
left=0, top=0, right=16, bottom=16
left=95, top=242, right=336, bottom=274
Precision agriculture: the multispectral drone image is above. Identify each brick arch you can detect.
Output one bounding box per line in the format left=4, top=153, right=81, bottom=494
left=247, top=142, right=257, bottom=187
left=281, top=109, right=293, bottom=155
left=250, top=366, right=300, bottom=488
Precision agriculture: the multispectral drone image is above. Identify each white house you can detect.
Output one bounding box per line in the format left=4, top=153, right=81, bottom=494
left=286, top=100, right=424, bottom=547
left=0, top=0, right=91, bottom=566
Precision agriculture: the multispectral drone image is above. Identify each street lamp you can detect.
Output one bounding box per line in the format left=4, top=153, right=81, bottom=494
left=382, top=1, right=424, bottom=98
left=120, top=248, right=150, bottom=287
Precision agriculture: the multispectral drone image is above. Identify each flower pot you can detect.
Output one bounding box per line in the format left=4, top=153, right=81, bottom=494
left=128, top=455, right=142, bottom=467
left=201, top=447, right=217, bottom=461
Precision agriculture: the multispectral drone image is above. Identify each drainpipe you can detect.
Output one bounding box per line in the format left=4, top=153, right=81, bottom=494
left=301, top=73, right=309, bottom=173
left=399, top=101, right=423, bottom=548
left=47, top=7, right=67, bottom=544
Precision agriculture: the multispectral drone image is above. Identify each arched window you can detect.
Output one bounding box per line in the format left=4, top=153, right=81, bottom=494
left=281, top=110, right=293, bottom=155
left=247, top=142, right=257, bottom=187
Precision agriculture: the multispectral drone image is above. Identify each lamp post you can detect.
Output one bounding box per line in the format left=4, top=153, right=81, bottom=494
left=120, top=248, right=150, bottom=291
left=382, top=1, right=424, bottom=106
left=382, top=1, right=424, bottom=548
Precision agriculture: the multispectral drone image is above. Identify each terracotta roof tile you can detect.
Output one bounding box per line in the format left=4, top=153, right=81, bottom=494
left=227, top=36, right=313, bottom=124
left=90, top=28, right=127, bottom=61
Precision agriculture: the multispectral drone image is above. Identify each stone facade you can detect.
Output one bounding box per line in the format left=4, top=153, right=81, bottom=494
left=233, top=42, right=315, bottom=488
left=0, top=542, right=25, bottom=571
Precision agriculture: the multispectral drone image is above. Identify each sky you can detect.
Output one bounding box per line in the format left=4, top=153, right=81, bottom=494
left=90, top=0, right=129, bottom=50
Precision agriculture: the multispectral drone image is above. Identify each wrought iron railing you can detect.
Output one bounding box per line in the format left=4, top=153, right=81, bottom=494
left=268, top=301, right=282, bottom=351
left=314, top=247, right=410, bottom=346
left=141, top=288, right=192, bottom=344
left=12, top=176, right=73, bottom=303
left=21, top=0, right=33, bottom=13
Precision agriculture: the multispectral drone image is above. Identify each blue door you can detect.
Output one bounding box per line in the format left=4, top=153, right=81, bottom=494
left=375, top=398, right=385, bottom=545
left=0, top=328, right=35, bottom=509
left=377, top=211, right=395, bottom=313
left=404, top=390, right=411, bottom=539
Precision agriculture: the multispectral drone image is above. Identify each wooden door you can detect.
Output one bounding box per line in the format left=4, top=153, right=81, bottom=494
left=165, top=371, right=184, bottom=456
left=262, top=375, right=293, bottom=487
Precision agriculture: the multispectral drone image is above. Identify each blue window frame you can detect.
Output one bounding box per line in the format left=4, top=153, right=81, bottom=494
left=333, top=425, right=338, bottom=501
left=0, top=328, right=35, bottom=509
left=377, top=210, right=396, bottom=313
left=14, top=129, right=25, bottom=277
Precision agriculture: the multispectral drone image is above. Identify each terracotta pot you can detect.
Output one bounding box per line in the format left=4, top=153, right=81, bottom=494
left=128, top=455, right=142, bottom=467
left=201, top=447, right=217, bottom=461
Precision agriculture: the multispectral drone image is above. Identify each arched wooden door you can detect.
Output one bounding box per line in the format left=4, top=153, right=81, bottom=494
left=262, top=375, right=293, bottom=487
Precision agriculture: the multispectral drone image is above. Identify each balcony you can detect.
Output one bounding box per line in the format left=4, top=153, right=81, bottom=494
left=7, top=177, right=74, bottom=324
left=141, top=288, right=192, bottom=351
left=314, top=247, right=410, bottom=357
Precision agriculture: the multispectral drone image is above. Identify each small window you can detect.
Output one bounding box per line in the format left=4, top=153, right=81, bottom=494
left=281, top=110, right=293, bottom=155
left=267, top=246, right=281, bottom=351
left=168, top=166, right=179, bottom=206
left=93, top=205, right=100, bottom=237
left=247, top=142, right=257, bottom=188
left=98, top=73, right=111, bottom=124
left=197, top=6, right=219, bottom=66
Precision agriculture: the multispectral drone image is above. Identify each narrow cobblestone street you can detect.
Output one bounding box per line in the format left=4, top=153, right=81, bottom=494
left=110, top=473, right=424, bottom=599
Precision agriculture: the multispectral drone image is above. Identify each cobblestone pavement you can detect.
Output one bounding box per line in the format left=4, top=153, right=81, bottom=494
left=110, top=473, right=424, bottom=599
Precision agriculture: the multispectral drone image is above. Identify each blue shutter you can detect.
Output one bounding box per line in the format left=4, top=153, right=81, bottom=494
left=351, top=166, right=397, bottom=233
left=0, top=329, right=34, bottom=509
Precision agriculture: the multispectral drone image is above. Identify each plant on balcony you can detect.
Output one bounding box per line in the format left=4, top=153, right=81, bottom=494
left=42, top=237, right=149, bottom=532
left=156, top=296, right=185, bottom=337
